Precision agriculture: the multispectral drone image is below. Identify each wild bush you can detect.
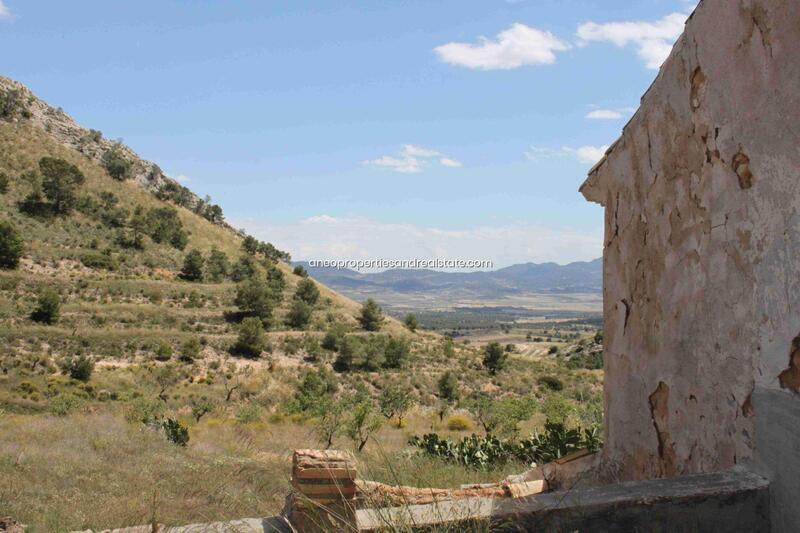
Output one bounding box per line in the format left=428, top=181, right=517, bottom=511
left=0, top=87, right=30, bottom=119
left=358, top=298, right=384, bottom=331
left=102, top=146, right=132, bottom=180
left=180, top=249, right=205, bottom=281
left=482, top=342, right=508, bottom=375
left=286, top=299, right=312, bottom=329
left=30, top=287, right=61, bottom=324
left=437, top=371, right=460, bottom=403
left=0, top=220, right=24, bottom=269
left=206, top=247, right=229, bottom=282
left=50, top=393, right=84, bottom=416
left=232, top=317, right=267, bottom=358
left=446, top=415, right=474, bottom=432
left=154, top=341, right=173, bottom=361
left=80, top=250, right=118, bottom=271
left=180, top=337, right=201, bottom=362
left=384, top=336, right=411, bottom=369
left=321, top=323, right=347, bottom=351
left=537, top=375, right=564, bottom=391
left=161, top=418, right=189, bottom=446
left=144, top=207, right=187, bottom=250
left=403, top=313, right=418, bottom=332
left=39, top=156, right=85, bottom=214
left=235, top=276, right=279, bottom=324
left=59, top=354, right=94, bottom=382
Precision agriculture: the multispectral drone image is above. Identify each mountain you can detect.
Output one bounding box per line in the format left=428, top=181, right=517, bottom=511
left=296, top=258, right=602, bottom=303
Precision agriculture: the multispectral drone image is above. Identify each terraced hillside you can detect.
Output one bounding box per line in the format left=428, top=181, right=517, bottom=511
left=0, top=78, right=603, bottom=531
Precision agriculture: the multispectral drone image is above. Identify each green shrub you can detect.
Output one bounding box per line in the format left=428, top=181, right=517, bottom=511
left=358, top=298, right=384, bottom=331
left=161, top=418, right=189, bottom=446
left=289, top=367, right=338, bottom=413
left=286, top=299, right=313, bottom=329
left=206, top=247, right=230, bottom=282
left=39, top=156, right=85, bottom=214
left=180, top=249, right=205, bottom=281
left=154, top=341, right=173, bottom=361
left=102, top=146, right=132, bottom=180
left=235, top=276, right=279, bottom=324
left=0, top=171, right=9, bottom=194
left=50, top=393, right=83, bottom=416
left=294, top=278, right=320, bottom=305
left=30, top=287, right=61, bottom=324
left=437, top=371, right=460, bottom=403
left=232, top=317, right=267, bottom=358
left=60, top=354, right=94, bottom=382
left=144, top=207, right=188, bottom=250
left=180, top=337, right=201, bottom=362
left=80, top=250, right=119, bottom=271
left=334, top=335, right=363, bottom=371
left=293, top=265, right=308, bottom=277
left=0, top=220, right=24, bottom=269
left=403, top=313, right=418, bottom=332
left=384, top=336, right=411, bottom=369
left=321, top=323, right=347, bottom=351
left=482, top=342, right=508, bottom=375
left=538, top=375, right=564, bottom=391
left=126, top=397, right=165, bottom=425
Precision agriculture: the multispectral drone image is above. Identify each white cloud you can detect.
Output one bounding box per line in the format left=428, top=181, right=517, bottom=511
left=569, top=145, right=609, bottom=164
left=234, top=215, right=602, bottom=270
left=172, top=174, right=191, bottom=183
left=525, top=144, right=609, bottom=165
left=576, top=12, right=688, bottom=69
left=585, top=107, right=637, bottom=120
left=403, top=144, right=441, bottom=158
left=0, top=1, right=10, bottom=18
left=586, top=109, right=623, bottom=120
left=363, top=145, right=462, bottom=173
left=434, top=23, right=569, bottom=70
left=439, top=157, right=463, bottom=168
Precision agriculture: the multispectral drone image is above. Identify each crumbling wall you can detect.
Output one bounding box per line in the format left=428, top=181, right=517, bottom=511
left=580, top=0, right=800, bottom=487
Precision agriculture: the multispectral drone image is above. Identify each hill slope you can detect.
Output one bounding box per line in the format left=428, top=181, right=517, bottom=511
left=0, top=77, right=417, bottom=382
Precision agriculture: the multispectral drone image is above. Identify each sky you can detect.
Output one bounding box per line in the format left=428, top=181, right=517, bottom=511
left=0, top=0, right=697, bottom=269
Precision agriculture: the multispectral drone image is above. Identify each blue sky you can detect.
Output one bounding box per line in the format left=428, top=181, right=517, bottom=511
left=0, top=0, right=696, bottom=268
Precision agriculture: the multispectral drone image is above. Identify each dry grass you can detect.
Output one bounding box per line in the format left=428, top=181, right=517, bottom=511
left=0, top=410, right=524, bottom=532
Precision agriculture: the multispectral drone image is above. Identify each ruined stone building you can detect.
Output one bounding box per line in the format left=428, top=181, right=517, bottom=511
left=580, top=0, right=800, bottom=529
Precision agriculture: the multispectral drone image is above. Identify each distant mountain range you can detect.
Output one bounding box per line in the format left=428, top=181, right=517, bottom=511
left=296, top=258, right=602, bottom=304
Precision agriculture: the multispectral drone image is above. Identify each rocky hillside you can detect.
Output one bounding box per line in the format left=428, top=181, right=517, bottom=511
left=0, top=76, right=228, bottom=229
left=0, top=77, right=423, bottom=394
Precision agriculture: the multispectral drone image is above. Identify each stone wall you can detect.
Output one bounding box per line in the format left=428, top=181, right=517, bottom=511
left=580, top=0, right=800, bottom=526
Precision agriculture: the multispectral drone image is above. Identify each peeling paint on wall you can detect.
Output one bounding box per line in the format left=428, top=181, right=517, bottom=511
left=581, top=0, right=800, bottom=482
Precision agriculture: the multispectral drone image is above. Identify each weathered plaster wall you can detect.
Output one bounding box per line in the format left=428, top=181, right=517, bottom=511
left=580, top=0, right=800, bottom=485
